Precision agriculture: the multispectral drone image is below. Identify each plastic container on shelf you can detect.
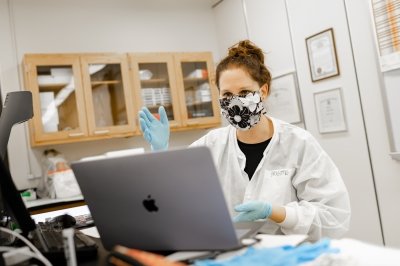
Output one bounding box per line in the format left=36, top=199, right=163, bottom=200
left=139, top=69, right=153, bottom=80
left=187, top=69, right=208, bottom=79
left=195, top=83, right=211, bottom=102
left=141, top=87, right=171, bottom=107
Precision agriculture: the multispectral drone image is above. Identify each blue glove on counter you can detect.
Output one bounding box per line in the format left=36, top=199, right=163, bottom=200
left=194, top=239, right=339, bottom=266
left=233, top=201, right=272, bottom=222
left=138, top=106, right=170, bottom=151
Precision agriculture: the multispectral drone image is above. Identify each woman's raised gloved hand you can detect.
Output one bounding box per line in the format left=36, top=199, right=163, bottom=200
left=138, top=106, right=170, bottom=151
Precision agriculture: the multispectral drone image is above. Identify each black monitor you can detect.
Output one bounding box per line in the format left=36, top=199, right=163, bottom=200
left=0, top=157, right=36, bottom=236
left=0, top=91, right=35, bottom=236
left=0, top=91, right=33, bottom=160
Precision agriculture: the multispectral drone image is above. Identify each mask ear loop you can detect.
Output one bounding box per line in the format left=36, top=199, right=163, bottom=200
left=259, top=84, right=269, bottom=117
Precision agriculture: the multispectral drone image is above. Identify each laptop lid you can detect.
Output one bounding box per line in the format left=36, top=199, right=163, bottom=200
left=71, top=146, right=241, bottom=251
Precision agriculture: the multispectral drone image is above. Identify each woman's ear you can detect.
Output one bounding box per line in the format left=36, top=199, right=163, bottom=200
left=260, top=84, right=269, bottom=100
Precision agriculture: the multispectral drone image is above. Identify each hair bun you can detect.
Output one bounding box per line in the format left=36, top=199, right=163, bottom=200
left=228, top=40, right=264, bottom=63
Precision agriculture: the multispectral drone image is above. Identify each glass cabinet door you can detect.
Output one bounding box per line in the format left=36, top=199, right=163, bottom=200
left=80, top=55, right=135, bottom=137
left=24, top=55, right=88, bottom=144
left=129, top=53, right=181, bottom=129
left=174, top=53, right=221, bottom=127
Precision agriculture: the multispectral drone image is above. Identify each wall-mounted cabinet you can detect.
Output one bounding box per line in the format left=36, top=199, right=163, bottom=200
left=129, top=53, right=182, bottom=129
left=23, top=54, right=135, bottom=146
left=129, top=52, right=220, bottom=131
left=174, top=52, right=221, bottom=128
left=23, top=52, right=221, bottom=146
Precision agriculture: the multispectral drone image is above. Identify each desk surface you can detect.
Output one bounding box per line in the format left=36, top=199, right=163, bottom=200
left=26, top=196, right=86, bottom=215
left=76, top=232, right=309, bottom=265
left=30, top=205, right=400, bottom=265
left=38, top=228, right=400, bottom=266
left=80, top=237, right=109, bottom=266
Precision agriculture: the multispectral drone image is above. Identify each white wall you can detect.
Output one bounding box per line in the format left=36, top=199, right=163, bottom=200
left=0, top=0, right=34, bottom=184
left=285, top=0, right=383, bottom=245
left=344, top=0, right=400, bottom=247
left=212, top=0, right=248, bottom=60
left=0, top=0, right=220, bottom=189
left=244, top=0, right=295, bottom=77
left=213, top=0, right=306, bottom=127
left=243, top=0, right=305, bottom=129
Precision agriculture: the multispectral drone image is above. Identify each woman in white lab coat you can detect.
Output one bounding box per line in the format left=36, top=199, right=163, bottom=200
left=138, top=40, right=351, bottom=241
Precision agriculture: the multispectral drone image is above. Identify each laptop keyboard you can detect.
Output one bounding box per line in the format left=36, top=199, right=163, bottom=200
left=31, top=222, right=97, bottom=262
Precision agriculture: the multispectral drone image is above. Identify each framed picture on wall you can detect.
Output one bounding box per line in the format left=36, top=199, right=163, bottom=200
left=266, top=72, right=302, bottom=124
left=314, top=88, right=347, bottom=134
left=306, top=28, right=340, bottom=82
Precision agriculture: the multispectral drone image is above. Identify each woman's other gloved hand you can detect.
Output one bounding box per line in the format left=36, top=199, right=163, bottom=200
left=233, top=201, right=272, bottom=222
left=138, top=106, right=170, bottom=151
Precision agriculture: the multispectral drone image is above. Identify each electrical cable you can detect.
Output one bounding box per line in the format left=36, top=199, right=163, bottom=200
left=3, top=248, right=49, bottom=266
left=0, top=227, right=52, bottom=266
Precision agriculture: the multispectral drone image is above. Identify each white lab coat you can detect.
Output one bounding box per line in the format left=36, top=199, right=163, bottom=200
left=190, top=117, right=351, bottom=241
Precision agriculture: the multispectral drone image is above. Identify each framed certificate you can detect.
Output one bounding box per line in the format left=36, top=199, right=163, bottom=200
left=314, top=88, right=347, bottom=134
left=306, top=28, right=340, bottom=82
left=370, top=0, right=400, bottom=72
left=266, top=72, right=302, bottom=124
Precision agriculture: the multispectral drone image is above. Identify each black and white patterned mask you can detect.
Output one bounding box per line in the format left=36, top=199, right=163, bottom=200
left=219, top=91, right=266, bottom=131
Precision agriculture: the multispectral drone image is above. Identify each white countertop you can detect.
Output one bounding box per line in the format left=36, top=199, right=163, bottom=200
left=24, top=195, right=84, bottom=209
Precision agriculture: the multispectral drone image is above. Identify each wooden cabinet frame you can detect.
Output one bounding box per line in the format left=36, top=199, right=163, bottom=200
left=129, top=53, right=182, bottom=130
left=24, top=54, right=88, bottom=145
left=174, top=52, right=221, bottom=129
left=23, top=52, right=221, bottom=146
left=24, top=53, right=135, bottom=146
left=80, top=54, right=135, bottom=137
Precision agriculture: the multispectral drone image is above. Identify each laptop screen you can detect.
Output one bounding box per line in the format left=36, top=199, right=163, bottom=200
left=0, top=158, right=36, bottom=235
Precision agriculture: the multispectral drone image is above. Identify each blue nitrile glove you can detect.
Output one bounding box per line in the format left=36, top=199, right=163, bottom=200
left=233, top=201, right=272, bottom=222
left=138, top=106, right=170, bottom=151
left=194, top=239, right=339, bottom=266
left=285, top=238, right=339, bottom=263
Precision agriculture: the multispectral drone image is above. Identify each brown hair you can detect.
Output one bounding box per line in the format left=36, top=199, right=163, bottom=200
left=216, top=40, right=271, bottom=94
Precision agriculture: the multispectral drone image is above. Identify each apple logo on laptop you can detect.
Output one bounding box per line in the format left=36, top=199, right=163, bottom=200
left=143, top=195, right=158, bottom=212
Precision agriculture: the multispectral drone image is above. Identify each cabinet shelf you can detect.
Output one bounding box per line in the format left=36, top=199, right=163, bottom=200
left=140, top=78, right=169, bottom=85
left=39, top=83, right=69, bottom=89
left=186, top=101, right=212, bottom=107
left=145, top=103, right=173, bottom=109
left=91, top=80, right=120, bottom=86
left=183, top=77, right=208, bottom=83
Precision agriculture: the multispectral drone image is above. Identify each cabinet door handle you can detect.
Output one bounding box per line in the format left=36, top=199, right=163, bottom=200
left=94, top=130, right=110, bottom=135
left=68, top=132, right=84, bottom=137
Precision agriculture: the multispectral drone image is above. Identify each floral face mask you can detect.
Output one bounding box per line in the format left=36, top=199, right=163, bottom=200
left=219, top=91, right=266, bottom=131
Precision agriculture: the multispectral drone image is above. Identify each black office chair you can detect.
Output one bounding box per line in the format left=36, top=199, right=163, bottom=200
left=0, top=91, right=33, bottom=160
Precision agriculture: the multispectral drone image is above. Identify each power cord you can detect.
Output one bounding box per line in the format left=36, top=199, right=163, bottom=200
left=0, top=227, right=52, bottom=266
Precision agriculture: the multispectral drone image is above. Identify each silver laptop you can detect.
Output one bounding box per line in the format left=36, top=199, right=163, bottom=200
left=71, top=146, right=263, bottom=251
